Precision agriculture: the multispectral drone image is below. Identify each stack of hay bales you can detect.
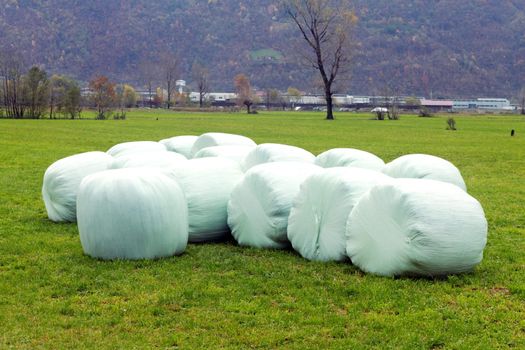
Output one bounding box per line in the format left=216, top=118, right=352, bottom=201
left=42, top=132, right=488, bottom=277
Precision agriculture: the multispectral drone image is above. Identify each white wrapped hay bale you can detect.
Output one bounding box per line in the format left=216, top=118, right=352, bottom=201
left=77, top=168, right=188, bottom=260
left=346, top=179, right=488, bottom=277
left=228, top=162, right=321, bottom=249
left=315, top=148, right=385, bottom=172
left=159, top=135, right=198, bottom=158
left=42, top=151, right=113, bottom=222
left=110, top=151, right=187, bottom=169
left=107, top=141, right=166, bottom=157
left=242, top=143, right=315, bottom=171
left=190, top=132, right=256, bottom=158
left=383, top=154, right=467, bottom=191
left=288, top=168, right=391, bottom=262
left=164, top=158, right=244, bottom=242
left=193, top=145, right=255, bottom=164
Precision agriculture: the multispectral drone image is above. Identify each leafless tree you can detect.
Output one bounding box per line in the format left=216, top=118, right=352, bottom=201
left=191, top=62, right=209, bottom=108
left=139, top=60, right=160, bottom=108
left=282, top=0, right=357, bottom=120
left=0, top=50, right=26, bottom=118
left=519, top=87, right=525, bottom=115
left=160, top=53, right=179, bottom=109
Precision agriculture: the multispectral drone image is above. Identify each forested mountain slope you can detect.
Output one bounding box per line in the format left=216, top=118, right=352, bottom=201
left=1, top=0, right=524, bottom=97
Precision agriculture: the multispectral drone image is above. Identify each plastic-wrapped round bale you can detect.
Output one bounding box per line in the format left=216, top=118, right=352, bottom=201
left=346, top=179, right=488, bottom=277
left=110, top=151, right=187, bottom=169
left=77, top=168, right=188, bottom=260
left=164, top=158, right=244, bottom=242
left=42, top=151, right=113, bottom=222
left=193, top=145, right=255, bottom=164
left=107, top=141, right=166, bottom=157
left=228, top=162, right=322, bottom=249
left=288, top=167, right=391, bottom=262
left=315, top=148, right=385, bottom=172
left=241, top=143, right=315, bottom=171
left=190, top=132, right=256, bottom=158
left=383, top=154, right=467, bottom=191
left=159, top=135, right=198, bottom=158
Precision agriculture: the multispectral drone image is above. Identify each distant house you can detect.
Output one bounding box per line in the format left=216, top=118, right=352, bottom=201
left=420, top=99, right=454, bottom=111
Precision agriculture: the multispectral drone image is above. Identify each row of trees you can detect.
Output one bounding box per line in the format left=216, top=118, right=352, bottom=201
left=1, top=53, right=82, bottom=119
left=1, top=48, right=141, bottom=119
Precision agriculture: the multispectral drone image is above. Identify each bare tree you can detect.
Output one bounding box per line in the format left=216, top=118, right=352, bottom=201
left=282, top=0, right=357, bottom=120
left=0, top=51, right=26, bottom=118
left=518, top=87, right=525, bottom=115
left=265, top=88, right=280, bottom=110
left=191, top=62, right=209, bottom=108
left=160, top=53, right=179, bottom=109
left=139, top=60, right=160, bottom=108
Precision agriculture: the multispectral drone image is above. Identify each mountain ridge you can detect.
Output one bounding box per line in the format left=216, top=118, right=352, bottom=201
left=1, top=0, right=524, bottom=98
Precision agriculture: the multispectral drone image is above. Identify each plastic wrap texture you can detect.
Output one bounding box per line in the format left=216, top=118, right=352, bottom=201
left=107, top=141, right=166, bottom=157
left=346, top=179, right=487, bottom=277
left=164, top=158, right=244, bottom=242
left=193, top=145, right=254, bottom=164
left=241, top=143, right=315, bottom=171
left=383, top=154, right=467, bottom=190
left=288, top=168, right=391, bottom=262
left=42, top=151, right=113, bottom=222
left=190, top=132, right=256, bottom=158
left=77, top=168, right=188, bottom=260
left=228, top=162, right=322, bottom=249
left=315, top=148, right=385, bottom=172
left=110, top=151, right=187, bottom=169
left=159, top=135, right=198, bottom=158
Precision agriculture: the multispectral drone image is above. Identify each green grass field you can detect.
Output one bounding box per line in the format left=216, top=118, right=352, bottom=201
left=1, top=110, right=524, bottom=349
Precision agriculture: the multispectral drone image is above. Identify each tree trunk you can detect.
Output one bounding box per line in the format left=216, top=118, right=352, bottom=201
left=167, top=83, right=171, bottom=109
left=148, top=82, right=153, bottom=108
left=199, top=92, right=203, bottom=108
left=325, top=90, right=334, bottom=120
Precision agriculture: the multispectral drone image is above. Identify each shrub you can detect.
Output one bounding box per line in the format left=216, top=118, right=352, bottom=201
left=419, top=107, right=433, bottom=117
left=446, top=117, right=457, bottom=130
left=388, top=109, right=400, bottom=120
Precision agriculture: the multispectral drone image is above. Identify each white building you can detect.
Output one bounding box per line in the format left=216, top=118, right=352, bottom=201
left=189, top=92, right=237, bottom=103
left=453, top=98, right=512, bottom=111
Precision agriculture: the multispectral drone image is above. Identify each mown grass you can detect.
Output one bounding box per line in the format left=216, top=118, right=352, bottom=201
left=0, top=110, right=524, bottom=349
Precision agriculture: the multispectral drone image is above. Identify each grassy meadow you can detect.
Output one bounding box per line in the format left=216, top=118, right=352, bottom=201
left=0, top=110, right=524, bottom=349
